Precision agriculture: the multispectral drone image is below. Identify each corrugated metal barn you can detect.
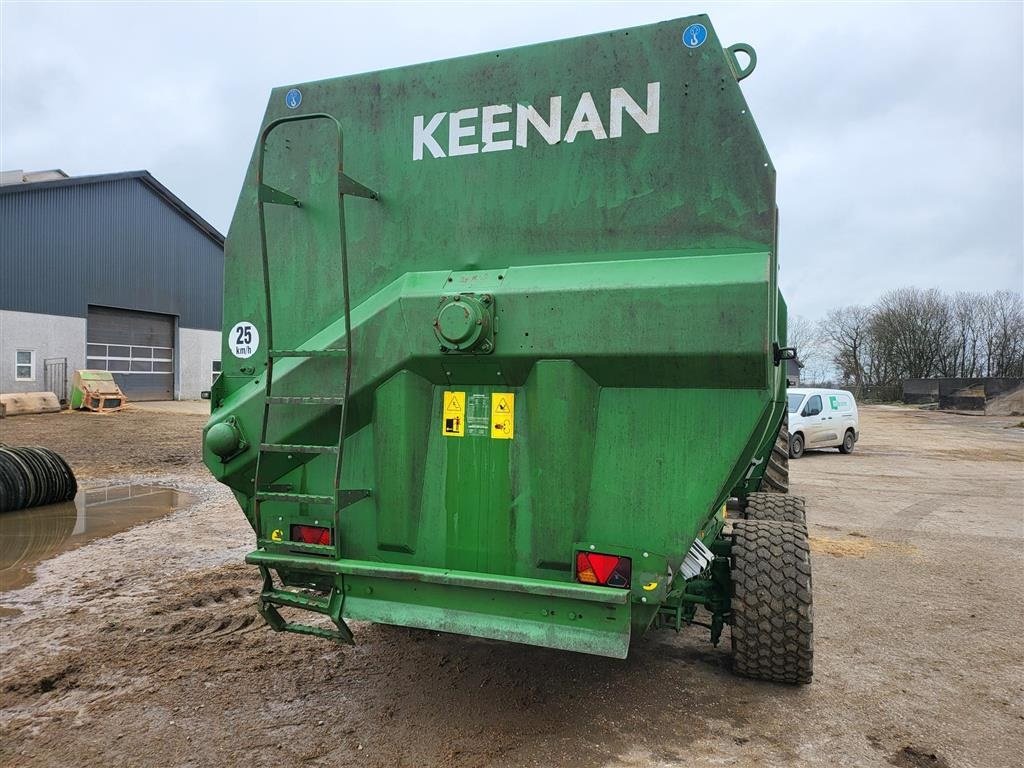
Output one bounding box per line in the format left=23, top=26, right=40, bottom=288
left=0, top=170, right=224, bottom=401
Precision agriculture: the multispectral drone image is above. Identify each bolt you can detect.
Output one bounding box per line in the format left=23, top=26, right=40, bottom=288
left=641, top=597, right=648, bottom=603
left=541, top=609, right=549, bottom=616
left=643, top=552, right=649, bottom=558
left=589, top=544, right=596, bottom=551
left=476, top=319, right=482, bottom=325
left=453, top=295, right=461, bottom=302
left=569, top=612, right=576, bottom=620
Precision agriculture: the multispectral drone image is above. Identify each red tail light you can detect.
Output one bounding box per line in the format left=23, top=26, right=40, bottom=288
left=575, top=551, right=631, bottom=588
left=290, top=524, right=332, bottom=546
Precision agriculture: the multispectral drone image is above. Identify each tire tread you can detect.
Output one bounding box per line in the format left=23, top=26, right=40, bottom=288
left=731, top=519, right=814, bottom=684
left=761, top=414, right=790, bottom=493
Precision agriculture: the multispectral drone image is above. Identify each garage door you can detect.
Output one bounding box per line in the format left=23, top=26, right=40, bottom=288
left=87, top=306, right=175, bottom=401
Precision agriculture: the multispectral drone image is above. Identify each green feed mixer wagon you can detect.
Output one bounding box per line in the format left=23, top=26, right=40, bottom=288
left=203, top=15, right=813, bottom=684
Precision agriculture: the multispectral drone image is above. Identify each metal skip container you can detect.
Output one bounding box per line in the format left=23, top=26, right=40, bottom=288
left=203, top=15, right=813, bottom=683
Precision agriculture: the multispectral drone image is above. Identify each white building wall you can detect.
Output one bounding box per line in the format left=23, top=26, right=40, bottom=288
left=0, top=310, right=87, bottom=396
left=178, top=327, right=221, bottom=400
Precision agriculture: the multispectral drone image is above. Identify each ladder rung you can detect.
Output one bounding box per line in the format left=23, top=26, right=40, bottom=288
left=266, top=396, right=345, bottom=405
left=256, top=492, right=335, bottom=505
left=269, top=349, right=347, bottom=358
left=260, top=443, right=339, bottom=455
left=261, top=589, right=331, bottom=614
left=277, top=622, right=352, bottom=642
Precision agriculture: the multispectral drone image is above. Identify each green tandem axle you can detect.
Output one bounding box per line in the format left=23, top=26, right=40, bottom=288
left=203, top=15, right=813, bottom=684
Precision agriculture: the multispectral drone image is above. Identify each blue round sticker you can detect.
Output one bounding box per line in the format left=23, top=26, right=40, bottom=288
left=285, top=88, right=302, bottom=109
left=682, top=23, right=708, bottom=48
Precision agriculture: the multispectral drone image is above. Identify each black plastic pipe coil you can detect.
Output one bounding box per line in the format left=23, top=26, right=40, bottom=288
left=0, top=446, right=78, bottom=513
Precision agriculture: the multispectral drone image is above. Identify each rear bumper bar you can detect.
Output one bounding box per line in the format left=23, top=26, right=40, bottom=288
left=245, top=550, right=632, bottom=658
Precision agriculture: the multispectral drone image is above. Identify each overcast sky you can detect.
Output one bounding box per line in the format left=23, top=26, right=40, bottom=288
left=2, top=1, right=1021, bottom=319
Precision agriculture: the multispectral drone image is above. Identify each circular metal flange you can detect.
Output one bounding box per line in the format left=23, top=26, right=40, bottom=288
left=433, top=294, right=492, bottom=352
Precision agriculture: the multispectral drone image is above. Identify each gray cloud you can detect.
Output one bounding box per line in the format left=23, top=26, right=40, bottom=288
left=2, top=1, right=1020, bottom=318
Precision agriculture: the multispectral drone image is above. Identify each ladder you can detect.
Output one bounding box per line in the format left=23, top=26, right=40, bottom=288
left=250, top=112, right=377, bottom=642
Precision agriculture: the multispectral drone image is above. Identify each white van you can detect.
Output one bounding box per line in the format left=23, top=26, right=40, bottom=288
left=786, top=388, right=859, bottom=458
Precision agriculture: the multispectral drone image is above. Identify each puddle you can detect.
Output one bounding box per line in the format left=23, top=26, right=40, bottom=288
left=0, top=484, right=197, bottom=594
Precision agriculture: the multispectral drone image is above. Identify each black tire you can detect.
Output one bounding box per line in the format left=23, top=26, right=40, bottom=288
left=789, top=432, right=805, bottom=459
left=838, top=429, right=856, bottom=454
left=743, top=493, right=806, bottom=528
left=731, top=519, right=814, bottom=684
left=760, top=414, right=790, bottom=494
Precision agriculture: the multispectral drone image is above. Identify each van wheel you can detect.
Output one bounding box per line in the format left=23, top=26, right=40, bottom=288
left=731, top=519, right=814, bottom=684
left=742, top=493, right=806, bottom=528
left=839, top=429, right=856, bottom=454
left=789, top=432, right=805, bottom=459
left=761, top=414, right=790, bottom=494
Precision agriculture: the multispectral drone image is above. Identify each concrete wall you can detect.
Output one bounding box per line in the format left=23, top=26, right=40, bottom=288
left=903, top=377, right=1024, bottom=410
left=1, top=310, right=221, bottom=400
left=178, top=327, right=221, bottom=400
left=0, top=310, right=86, bottom=396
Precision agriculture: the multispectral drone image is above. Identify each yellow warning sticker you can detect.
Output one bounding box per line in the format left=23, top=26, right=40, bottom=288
left=270, top=529, right=284, bottom=542
left=442, top=391, right=465, bottom=437
left=490, top=393, right=515, bottom=439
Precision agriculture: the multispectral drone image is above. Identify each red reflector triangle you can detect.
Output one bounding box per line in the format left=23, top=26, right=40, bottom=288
left=586, top=552, right=620, bottom=585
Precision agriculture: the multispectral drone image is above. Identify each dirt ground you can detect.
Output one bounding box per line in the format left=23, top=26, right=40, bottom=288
left=1, top=404, right=1022, bottom=768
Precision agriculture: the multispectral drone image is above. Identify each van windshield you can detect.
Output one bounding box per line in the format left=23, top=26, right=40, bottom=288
left=787, top=393, right=804, bottom=413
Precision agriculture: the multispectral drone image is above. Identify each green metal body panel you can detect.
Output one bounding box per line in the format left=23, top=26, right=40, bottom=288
left=204, top=15, right=788, bottom=658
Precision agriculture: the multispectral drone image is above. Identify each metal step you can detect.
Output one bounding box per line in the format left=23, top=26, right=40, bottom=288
left=255, top=492, right=334, bottom=505
left=261, top=589, right=331, bottom=614
left=277, top=622, right=353, bottom=642
left=266, top=396, right=345, bottom=405
left=269, top=348, right=347, bottom=358
left=260, top=443, right=340, bottom=455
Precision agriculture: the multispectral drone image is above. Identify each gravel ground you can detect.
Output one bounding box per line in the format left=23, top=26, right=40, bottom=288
left=0, top=404, right=1022, bottom=768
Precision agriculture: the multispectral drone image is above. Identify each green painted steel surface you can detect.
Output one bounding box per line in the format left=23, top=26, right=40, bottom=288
left=204, top=15, right=788, bottom=657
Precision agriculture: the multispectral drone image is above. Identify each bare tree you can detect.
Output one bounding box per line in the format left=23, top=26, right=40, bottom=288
left=937, top=292, right=983, bottom=378
left=823, top=305, right=873, bottom=390
left=816, top=289, right=1023, bottom=397
left=981, top=290, right=1024, bottom=377
left=787, top=314, right=831, bottom=383
left=870, top=288, right=951, bottom=380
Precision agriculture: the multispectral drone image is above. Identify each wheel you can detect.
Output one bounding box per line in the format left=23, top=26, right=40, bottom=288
left=731, top=519, right=813, bottom=684
left=742, top=493, right=806, bottom=527
left=789, top=432, right=805, bottom=459
left=838, top=429, right=856, bottom=454
left=760, top=414, right=790, bottom=493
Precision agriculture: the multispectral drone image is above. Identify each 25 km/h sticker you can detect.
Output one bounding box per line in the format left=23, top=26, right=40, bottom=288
left=491, top=393, right=515, bottom=439
left=442, top=391, right=465, bottom=437
left=229, top=321, right=260, bottom=359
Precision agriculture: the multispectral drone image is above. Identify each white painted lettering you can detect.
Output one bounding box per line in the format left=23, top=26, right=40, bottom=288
left=448, top=108, right=480, bottom=156
left=563, top=92, right=607, bottom=143
left=413, top=113, right=446, bottom=160
left=413, top=83, right=660, bottom=160
left=515, top=97, right=562, bottom=147
left=481, top=104, right=514, bottom=153
left=609, top=82, right=660, bottom=138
